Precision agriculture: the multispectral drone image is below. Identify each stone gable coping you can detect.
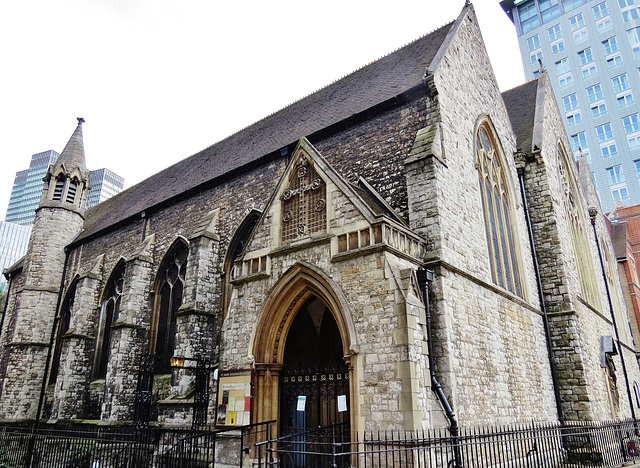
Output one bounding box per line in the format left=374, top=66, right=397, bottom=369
left=404, top=125, right=446, bottom=166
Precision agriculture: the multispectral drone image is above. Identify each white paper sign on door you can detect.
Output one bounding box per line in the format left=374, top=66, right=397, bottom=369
left=337, top=395, right=347, bottom=412
left=297, top=396, right=306, bottom=412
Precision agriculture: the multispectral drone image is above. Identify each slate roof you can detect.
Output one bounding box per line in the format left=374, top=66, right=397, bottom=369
left=502, top=78, right=539, bottom=154
left=74, top=20, right=456, bottom=243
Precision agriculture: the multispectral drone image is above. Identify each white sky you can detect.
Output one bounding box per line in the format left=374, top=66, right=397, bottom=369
left=0, top=0, right=525, bottom=218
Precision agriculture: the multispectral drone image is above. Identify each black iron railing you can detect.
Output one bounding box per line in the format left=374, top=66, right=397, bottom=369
left=257, top=419, right=640, bottom=468
left=0, top=420, right=275, bottom=468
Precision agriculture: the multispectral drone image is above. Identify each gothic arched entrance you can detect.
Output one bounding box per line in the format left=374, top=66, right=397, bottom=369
left=252, top=264, right=355, bottom=448
left=280, top=295, right=350, bottom=435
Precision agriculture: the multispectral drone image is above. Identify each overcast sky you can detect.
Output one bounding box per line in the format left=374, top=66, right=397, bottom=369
left=0, top=0, right=525, bottom=219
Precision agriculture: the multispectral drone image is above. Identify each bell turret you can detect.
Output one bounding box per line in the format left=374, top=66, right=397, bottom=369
left=41, top=117, right=90, bottom=213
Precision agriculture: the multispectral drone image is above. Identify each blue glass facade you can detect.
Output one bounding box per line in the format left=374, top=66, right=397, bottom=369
left=0, top=221, right=31, bottom=293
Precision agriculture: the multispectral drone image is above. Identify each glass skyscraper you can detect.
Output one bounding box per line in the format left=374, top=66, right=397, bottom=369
left=5, top=151, right=125, bottom=226
left=5, top=150, right=59, bottom=225
left=501, top=0, right=640, bottom=212
left=87, top=168, right=125, bottom=208
left=0, top=221, right=31, bottom=293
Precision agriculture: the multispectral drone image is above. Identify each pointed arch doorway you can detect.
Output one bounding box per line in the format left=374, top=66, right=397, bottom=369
left=252, top=266, right=354, bottom=452
left=280, top=294, right=350, bottom=436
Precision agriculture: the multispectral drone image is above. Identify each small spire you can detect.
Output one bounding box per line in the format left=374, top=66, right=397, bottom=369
left=54, top=118, right=87, bottom=174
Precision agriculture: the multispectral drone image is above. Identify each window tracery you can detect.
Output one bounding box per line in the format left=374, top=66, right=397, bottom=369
left=557, top=143, right=600, bottom=307
left=476, top=121, right=522, bottom=297
left=151, top=240, right=188, bottom=373
left=92, top=263, right=125, bottom=380
left=281, top=155, right=326, bottom=243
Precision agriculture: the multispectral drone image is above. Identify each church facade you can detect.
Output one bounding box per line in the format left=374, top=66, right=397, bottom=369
left=1, top=4, right=638, bottom=435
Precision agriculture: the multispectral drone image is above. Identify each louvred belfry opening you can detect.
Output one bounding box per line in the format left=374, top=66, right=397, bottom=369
left=281, top=154, right=326, bottom=243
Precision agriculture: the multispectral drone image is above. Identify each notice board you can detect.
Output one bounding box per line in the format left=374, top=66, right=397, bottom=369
left=216, top=369, right=253, bottom=426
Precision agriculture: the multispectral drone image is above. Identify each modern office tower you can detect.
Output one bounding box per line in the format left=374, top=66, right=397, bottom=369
left=5, top=150, right=59, bottom=225
left=87, top=168, right=125, bottom=207
left=5, top=151, right=125, bottom=225
left=0, top=221, right=31, bottom=293
left=501, top=0, right=640, bottom=212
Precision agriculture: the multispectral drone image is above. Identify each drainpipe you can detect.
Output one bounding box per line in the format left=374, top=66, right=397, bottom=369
left=417, top=268, right=463, bottom=468
left=517, top=166, right=564, bottom=423
left=589, top=208, right=637, bottom=422
left=0, top=272, right=14, bottom=344
left=35, top=245, right=71, bottom=421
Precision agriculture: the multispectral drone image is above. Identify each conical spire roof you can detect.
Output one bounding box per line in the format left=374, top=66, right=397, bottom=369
left=54, top=117, right=87, bottom=173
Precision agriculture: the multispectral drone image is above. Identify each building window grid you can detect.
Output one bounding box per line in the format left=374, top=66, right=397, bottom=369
left=563, top=93, right=579, bottom=112
left=587, top=83, right=605, bottom=103
left=608, top=165, right=625, bottom=184
left=593, top=1, right=610, bottom=19
left=597, top=122, right=615, bottom=141
left=592, top=102, right=608, bottom=117
left=582, top=64, right=598, bottom=78
left=570, top=12, right=586, bottom=30
left=608, top=54, right=624, bottom=68
left=549, top=24, right=563, bottom=41
left=628, top=27, right=640, bottom=59
left=527, top=35, right=542, bottom=51
left=578, top=48, right=594, bottom=65
left=603, top=36, right=619, bottom=55
left=621, top=92, right=639, bottom=108
left=568, top=111, right=584, bottom=125
left=598, top=16, right=614, bottom=32
left=601, top=142, right=618, bottom=157
left=613, top=74, right=631, bottom=93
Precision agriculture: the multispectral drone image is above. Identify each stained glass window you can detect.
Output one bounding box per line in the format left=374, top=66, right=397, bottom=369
left=476, top=121, right=522, bottom=297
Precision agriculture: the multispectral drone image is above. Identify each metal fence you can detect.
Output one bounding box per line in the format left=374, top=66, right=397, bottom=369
left=0, top=420, right=274, bottom=468
left=1, top=419, right=639, bottom=468
left=257, top=419, right=640, bottom=468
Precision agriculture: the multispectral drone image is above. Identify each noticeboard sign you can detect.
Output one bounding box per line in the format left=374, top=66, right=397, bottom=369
left=216, top=369, right=253, bottom=426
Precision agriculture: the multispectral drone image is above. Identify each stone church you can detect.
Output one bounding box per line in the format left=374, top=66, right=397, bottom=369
left=1, top=4, right=638, bottom=435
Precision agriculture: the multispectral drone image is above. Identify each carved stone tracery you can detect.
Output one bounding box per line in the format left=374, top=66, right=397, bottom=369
left=281, top=155, right=326, bottom=242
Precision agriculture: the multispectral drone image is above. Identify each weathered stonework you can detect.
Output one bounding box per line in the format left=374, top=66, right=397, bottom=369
left=1, top=4, right=638, bottom=436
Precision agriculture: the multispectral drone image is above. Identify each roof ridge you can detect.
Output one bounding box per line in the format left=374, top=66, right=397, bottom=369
left=189, top=21, right=457, bottom=155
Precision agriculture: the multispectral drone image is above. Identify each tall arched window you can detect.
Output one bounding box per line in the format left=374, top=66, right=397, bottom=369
left=476, top=120, right=522, bottom=297
left=221, top=210, right=261, bottom=317
left=151, top=240, right=188, bottom=372
left=49, top=280, right=78, bottom=385
left=92, top=262, right=125, bottom=380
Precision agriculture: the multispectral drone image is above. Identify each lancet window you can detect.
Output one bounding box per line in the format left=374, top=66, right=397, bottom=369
left=92, top=263, right=125, bottom=380
left=66, top=179, right=78, bottom=203
left=53, top=177, right=65, bottom=201
left=557, top=143, right=600, bottom=307
left=222, top=210, right=261, bottom=315
left=49, top=281, right=78, bottom=385
left=151, top=240, right=188, bottom=373
left=476, top=120, right=522, bottom=297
